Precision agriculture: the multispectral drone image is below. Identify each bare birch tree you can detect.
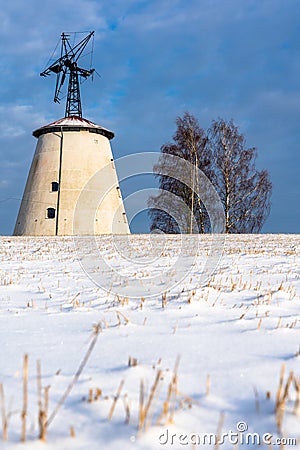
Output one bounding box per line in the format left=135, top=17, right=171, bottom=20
left=148, top=112, right=213, bottom=233
left=207, top=118, right=272, bottom=233
left=149, top=113, right=272, bottom=234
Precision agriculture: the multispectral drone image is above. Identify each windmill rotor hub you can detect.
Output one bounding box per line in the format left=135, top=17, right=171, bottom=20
left=65, top=59, right=77, bottom=70
left=40, top=31, right=95, bottom=118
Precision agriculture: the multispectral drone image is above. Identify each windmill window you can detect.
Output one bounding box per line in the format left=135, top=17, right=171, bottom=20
left=51, top=182, right=59, bottom=192
left=116, top=186, right=121, bottom=198
left=47, top=208, right=56, bottom=219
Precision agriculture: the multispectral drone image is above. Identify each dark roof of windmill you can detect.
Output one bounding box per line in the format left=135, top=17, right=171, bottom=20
left=32, top=116, right=114, bottom=140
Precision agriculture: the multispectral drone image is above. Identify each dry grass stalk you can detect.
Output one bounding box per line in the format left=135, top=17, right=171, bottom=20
left=157, top=357, right=180, bottom=426
left=293, top=377, right=300, bottom=415
left=275, top=364, right=294, bottom=433
left=94, top=388, right=102, bottom=401
left=275, top=364, right=286, bottom=411
left=239, top=307, right=249, bottom=320
left=138, top=379, right=144, bottom=430
left=21, top=354, right=28, bottom=442
left=214, top=412, right=225, bottom=450
left=115, top=310, right=129, bottom=326
left=37, top=360, right=41, bottom=401
left=169, top=356, right=180, bottom=424
left=70, top=292, right=80, bottom=307
left=116, top=312, right=121, bottom=327
left=206, top=374, right=211, bottom=396
left=157, top=385, right=172, bottom=426
left=42, top=387, right=50, bottom=441
left=178, top=393, right=194, bottom=410
left=139, top=370, right=162, bottom=431
left=257, top=318, right=263, bottom=330
left=37, top=359, right=50, bottom=441
left=145, top=371, right=164, bottom=431
left=172, top=320, right=178, bottom=334
left=278, top=282, right=284, bottom=291
left=211, top=294, right=221, bottom=307
left=253, top=386, right=259, bottom=413
left=46, top=322, right=101, bottom=429
left=282, top=371, right=294, bottom=401
left=70, top=426, right=75, bottom=437
left=123, top=394, right=131, bottom=424
left=108, top=379, right=125, bottom=420
left=0, top=384, right=8, bottom=441
left=37, top=359, right=44, bottom=440
left=128, top=356, right=138, bottom=367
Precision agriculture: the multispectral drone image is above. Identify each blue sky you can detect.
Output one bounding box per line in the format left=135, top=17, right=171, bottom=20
left=0, top=0, right=299, bottom=234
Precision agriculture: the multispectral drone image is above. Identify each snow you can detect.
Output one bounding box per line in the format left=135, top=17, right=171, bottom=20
left=38, top=116, right=106, bottom=129
left=33, top=116, right=114, bottom=139
left=0, top=234, right=299, bottom=449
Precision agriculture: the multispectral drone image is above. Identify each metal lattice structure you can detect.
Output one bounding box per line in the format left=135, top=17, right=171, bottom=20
left=40, top=31, right=95, bottom=118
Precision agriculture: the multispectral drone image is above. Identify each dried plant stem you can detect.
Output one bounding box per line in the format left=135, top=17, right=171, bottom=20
left=157, top=383, right=172, bottom=426
left=46, top=323, right=101, bottom=428
left=37, top=359, right=44, bottom=440
left=253, top=386, right=259, bottom=413
left=0, top=384, right=8, bottom=441
left=123, top=394, right=131, bottom=424
left=21, top=354, right=28, bottom=442
left=156, top=356, right=180, bottom=426
left=115, top=310, right=129, bottom=326
left=88, top=388, right=93, bottom=403
left=37, top=360, right=42, bottom=412
left=214, top=412, right=225, bottom=450
left=169, top=356, right=180, bottom=423
left=139, top=370, right=162, bottom=431
left=293, top=377, right=300, bottom=414
left=37, top=359, right=50, bottom=441
left=275, top=364, right=285, bottom=411
left=206, top=374, right=211, bottom=396
left=108, top=379, right=125, bottom=420
left=172, top=320, right=178, bottom=334
left=275, top=365, right=294, bottom=433
left=282, top=371, right=294, bottom=401
left=144, top=370, right=162, bottom=424
left=41, top=387, right=49, bottom=441
left=138, top=380, right=144, bottom=430
left=128, top=356, right=138, bottom=367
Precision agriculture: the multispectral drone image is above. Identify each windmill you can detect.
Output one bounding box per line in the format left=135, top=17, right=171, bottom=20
left=14, top=31, right=130, bottom=236
left=40, top=31, right=95, bottom=118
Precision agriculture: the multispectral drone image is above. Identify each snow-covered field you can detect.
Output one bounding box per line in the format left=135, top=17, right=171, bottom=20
left=0, top=234, right=299, bottom=449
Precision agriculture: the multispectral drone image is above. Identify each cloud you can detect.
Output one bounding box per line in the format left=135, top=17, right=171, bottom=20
left=0, top=0, right=299, bottom=233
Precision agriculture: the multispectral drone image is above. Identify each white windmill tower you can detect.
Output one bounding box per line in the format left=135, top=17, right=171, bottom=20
left=14, top=31, right=130, bottom=236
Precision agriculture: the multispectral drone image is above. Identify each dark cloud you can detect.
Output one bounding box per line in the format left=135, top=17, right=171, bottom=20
left=0, top=0, right=299, bottom=233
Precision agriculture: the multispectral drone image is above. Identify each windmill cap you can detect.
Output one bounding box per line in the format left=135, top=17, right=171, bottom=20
left=33, top=115, right=114, bottom=140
